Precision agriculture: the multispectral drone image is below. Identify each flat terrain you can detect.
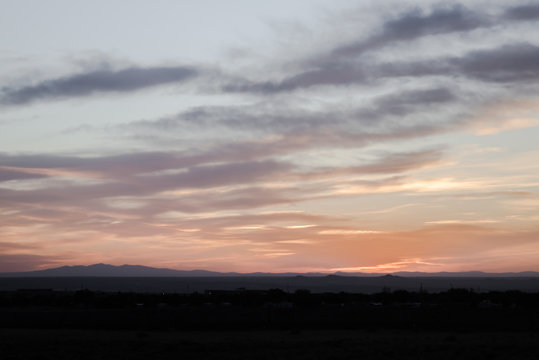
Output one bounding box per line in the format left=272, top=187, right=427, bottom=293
left=2, top=286, right=539, bottom=359
left=1, top=276, right=539, bottom=293
left=2, top=328, right=539, bottom=360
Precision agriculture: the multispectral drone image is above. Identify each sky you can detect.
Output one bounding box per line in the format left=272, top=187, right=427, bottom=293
left=1, top=0, right=539, bottom=273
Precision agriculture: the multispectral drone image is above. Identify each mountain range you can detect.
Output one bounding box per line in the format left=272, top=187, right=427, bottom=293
left=1, top=264, right=539, bottom=277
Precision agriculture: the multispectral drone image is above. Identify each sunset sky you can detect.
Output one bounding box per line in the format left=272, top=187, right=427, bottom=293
left=1, top=0, right=539, bottom=273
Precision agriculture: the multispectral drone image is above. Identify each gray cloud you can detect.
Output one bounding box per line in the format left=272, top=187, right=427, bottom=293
left=0, top=151, right=191, bottom=177
left=0, top=159, right=294, bottom=205
left=128, top=122, right=449, bottom=169
left=125, top=85, right=459, bottom=140
left=356, top=87, right=458, bottom=120
left=2, top=3, right=537, bottom=108
left=366, top=43, right=539, bottom=85
left=145, top=186, right=303, bottom=214
left=0, top=146, right=444, bottom=215
left=0, top=168, right=48, bottom=182
left=139, top=160, right=292, bottom=190
left=220, top=5, right=488, bottom=94
left=333, top=4, right=489, bottom=59
left=216, top=1, right=539, bottom=97
left=221, top=60, right=432, bottom=94
left=1, top=65, right=198, bottom=105
left=503, top=4, right=539, bottom=21
left=125, top=103, right=342, bottom=134
left=223, top=64, right=367, bottom=93
left=452, top=43, right=539, bottom=82
left=225, top=42, right=539, bottom=94
left=0, top=148, right=451, bottom=244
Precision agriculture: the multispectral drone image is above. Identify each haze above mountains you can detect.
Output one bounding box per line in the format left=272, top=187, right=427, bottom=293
left=1, top=264, right=538, bottom=278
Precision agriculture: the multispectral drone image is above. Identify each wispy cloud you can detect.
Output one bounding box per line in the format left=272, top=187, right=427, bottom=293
left=331, top=4, right=489, bottom=59
left=0, top=167, right=48, bottom=182
left=223, top=42, right=539, bottom=94
left=1, top=65, right=199, bottom=105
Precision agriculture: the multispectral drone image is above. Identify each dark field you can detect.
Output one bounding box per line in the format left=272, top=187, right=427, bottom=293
left=1, top=275, right=539, bottom=293
left=2, top=279, right=539, bottom=359
left=2, top=328, right=539, bottom=360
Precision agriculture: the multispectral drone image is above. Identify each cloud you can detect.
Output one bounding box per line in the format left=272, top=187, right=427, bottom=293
left=143, top=186, right=304, bottom=214
left=1, top=65, right=199, bottom=105
left=222, top=42, right=539, bottom=94
left=0, top=151, right=201, bottom=178
left=219, top=1, right=539, bottom=95
left=217, top=5, right=490, bottom=93
left=120, top=87, right=462, bottom=157
left=223, top=64, right=367, bottom=93
left=332, top=4, right=489, bottom=58
left=172, top=211, right=333, bottom=230
left=355, top=87, right=458, bottom=120
left=139, top=160, right=292, bottom=190
left=0, top=150, right=290, bottom=180
left=0, top=168, right=48, bottom=182
left=503, top=4, right=539, bottom=21
left=0, top=142, right=441, bottom=190
left=304, top=149, right=444, bottom=179
left=0, top=147, right=442, bottom=212
left=376, top=42, right=539, bottom=85
left=0, top=159, right=294, bottom=206
left=123, top=85, right=459, bottom=140
left=0, top=147, right=447, bottom=244
left=452, top=43, right=539, bottom=83
left=366, top=42, right=539, bottom=85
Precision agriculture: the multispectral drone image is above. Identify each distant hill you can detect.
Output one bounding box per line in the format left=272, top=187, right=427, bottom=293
left=0, top=263, right=320, bottom=277
left=0, top=264, right=226, bottom=277
left=1, top=264, right=538, bottom=277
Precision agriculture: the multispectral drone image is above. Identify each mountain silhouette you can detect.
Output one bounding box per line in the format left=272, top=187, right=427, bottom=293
left=0, top=264, right=224, bottom=277
left=1, top=264, right=538, bottom=277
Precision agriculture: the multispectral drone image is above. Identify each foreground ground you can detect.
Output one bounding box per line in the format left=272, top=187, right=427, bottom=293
left=2, top=288, right=539, bottom=358
left=2, top=328, right=539, bottom=360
